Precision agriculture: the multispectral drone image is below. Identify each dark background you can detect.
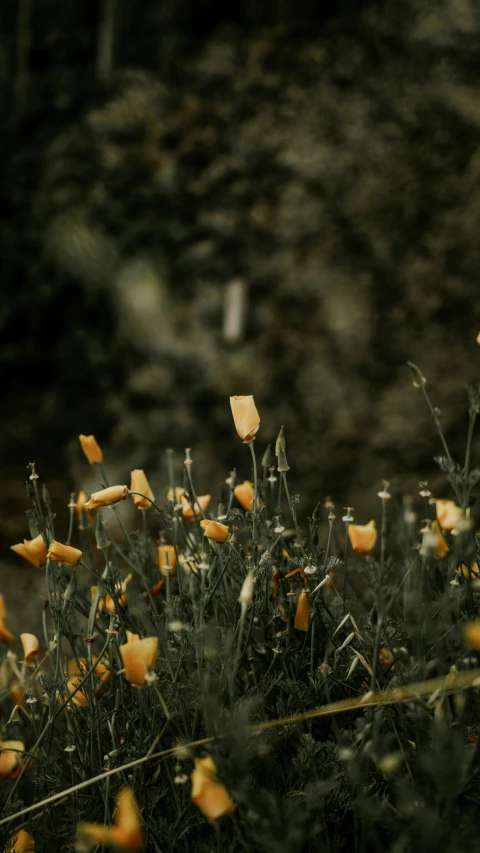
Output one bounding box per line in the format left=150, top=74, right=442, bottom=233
left=1, top=0, right=479, bottom=617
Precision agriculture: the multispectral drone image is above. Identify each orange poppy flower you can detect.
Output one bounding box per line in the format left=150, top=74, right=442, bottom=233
left=233, top=481, right=254, bottom=512
left=436, top=499, right=468, bottom=532
left=348, top=520, right=377, bottom=554
left=0, top=740, right=26, bottom=780
left=120, top=635, right=158, bottom=686
left=84, top=485, right=129, bottom=510
left=200, top=520, right=229, bottom=543
left=7, top=829, right=35, bottom=852
left=130, top=470, right=155, bottom=509
left=77, top=786, right=144, bottom=852
left=0, top=594, right=14, bottom=644
left=10, top=533, right=47, bottom=569
left=68, top=656, right=110, bottom=685
left=46, top=541, right=83, bottom=567
left=419, top=522, right=449, bottom=559
left=64, top=675, right=89, bottom=709
left=79, top=434, right=103, bottom=465
left=182, top=494, right=211, bottom=520
left=191, top=756, right=235, bottom=822
left=75, top=490, right=92, bottom=520
left=463, top=622, right=480, bottom=651
left=91, top=573, right=131, bottom=612
left=20, top=633, right=39, bottom=665
left=294, top=590, right=309, bottom=632
left=229, top=396, right=260, bottom=443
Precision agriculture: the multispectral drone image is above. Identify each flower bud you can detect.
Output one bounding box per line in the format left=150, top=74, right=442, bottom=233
left=46, top=541, right=83, bottom=567
left=158, top=544, right=177, bottom=576
left=229, top=395, right=260, bottom=443
left=200, top=520, right=229, bottom=543
left=10, top=533, right=47, bottom=569
left=130, top=469, right=155, bottom=509
left=239, top=570, right=254, bottom=605
left=84, top=485, right=129, bottom=510
left=0, top=595, right=14, bottom=644
left=6, top=830, right=35, bottom=853
left=78, top=434, right=103, bottom=465
left=275, top=425, right=290, bottom=472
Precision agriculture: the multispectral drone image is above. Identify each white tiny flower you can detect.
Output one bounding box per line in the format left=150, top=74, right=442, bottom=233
left=303, top=565, right=317, bottom=575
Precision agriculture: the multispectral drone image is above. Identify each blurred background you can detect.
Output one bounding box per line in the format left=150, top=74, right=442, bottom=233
left=1, top=0, right=479, bottom=629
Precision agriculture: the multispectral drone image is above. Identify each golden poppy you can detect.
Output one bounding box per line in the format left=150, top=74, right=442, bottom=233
left=68, top=656, right=110, bottom=685
left=79, top=434, right=103, bottom=465
left=64, top=675, right=89, bottom=709
left=130, top=470, right=155, bottom=509
left=191, top=756, right=235, bottom=822
left=20, top=633, right=39, bottom=665
left=200, top=520, right=229, bottom=543
left=463, top=622, right=480, bottom=651
left=120, top=636, right=158, bottom=686
left=0, top=740, right=26, bottom=780
left=182, top=494, right=211, bottom=520
left=348, top=520, right=377, bottom=554
left=91, top=573, right=131, bottom=612
left=7, top=829, right=35, bottom=852
left=436, top=499, right=468, bottom=532
left=233, top=481, right=254, bottom=512
left=46, top=541, right=83, bottom=567
left=10, top=533, right=47, bottom=569
left=229, top=396, right=260, bottom=443
left=419, top=522, right=449, bottom=559
left=294, top=590, right=309, bottom=632
left=75, top=490, right=92, bottom=520
left=84, top=485, right=129, bottom=510
left=0, top=595, right=14, bottom=644
left=158, top=544, right=177, bottom=577
left=77, top=786, right=144, bottom=852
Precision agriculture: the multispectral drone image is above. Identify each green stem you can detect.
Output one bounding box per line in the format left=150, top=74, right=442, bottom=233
left=249, top=441, right=259, bottom=563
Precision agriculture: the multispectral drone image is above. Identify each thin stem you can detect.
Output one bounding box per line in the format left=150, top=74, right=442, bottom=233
left=249, top=442, right=259, bottom=563
left=281, top=472, right=302, bottom=552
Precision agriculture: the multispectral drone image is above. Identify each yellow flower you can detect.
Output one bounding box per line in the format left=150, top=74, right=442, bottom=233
left=91, top=574, right=131, bottom=612
left=233, top=481, right=254, bottom=512
left=130, top=470, right=155, bottom=509
left=294, top=590, right=309, bottom=632
left=348, top=520, right=377, bottom=554
left=463, top=622, right=480, bottom=651
left=77, top=786, right=144, bottom=852
left=419, top=522, right=449, bottom=559
left=158, top=544, right=177, bottom=577
left=79, top=434, right=103, bottom=465
left=0, top=740, right=25, bottom=780
left=64, top=675, right=89, bottom=709
left=84, top=485, right=129, bottom=510
left=68, top=656, right=110, bottom=685
left=191, top=756, right=235, bottom=822
left=435, top=499, right=467, bottom=532
left=0, top=595, right=14, bottom=644
left=229, top=395, right=260, bottom=443
left=7, top=829, right=35, bottom=852
left=120, top=635, right=158, bottom=686
left=20, top=633, right=39, bottom=665
left=10, top=533, right=47, bottom=569
left=200, top=520, right=229, bottom=543
left=46, top=540, right=83, bottom=567
left=182, top=494, right=211, bottom=520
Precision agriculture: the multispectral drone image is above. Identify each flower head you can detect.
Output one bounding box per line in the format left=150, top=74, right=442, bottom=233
left=348, top=520, right=377, bottom=554
left=77, top=786, right=144, bottom=852
left=130, top=470, right=155, bottom=509
left=239, top=570, right=254, bottom=605
left=182, top=494, right=211, bottom=520
left=20, top=633, right=39, bottom=665
left=200, top=520, right=229, bottom=543
left=84, top=485, right=129, bottom=510
left=10, top=533, right=47, bottom=569
left=0, top=740, right=26, bottom=780
left=436, top=499, right=467, bottom=532
left=191, top=756, right=235, bottom=822
left=120, top=635, right=158, bottom=686
left=294, top=590, right=309, bottom=632
left=0, top=595, right=14, bottom=644
left=463, top=622, right=480, bottom=651
left=7, top=829, right=35, bottom=852
left=46, top=541, right=83, bottom=567
left=91, top=573, right=131, bottom=612
left=233, top=481, right=254, bottom=512
left=79, top=434, right=103, bottom=465
left=229, top=396, right=260, bottom=443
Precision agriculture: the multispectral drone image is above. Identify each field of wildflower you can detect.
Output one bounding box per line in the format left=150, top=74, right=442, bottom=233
left=1, top=361, right=480, bottom=853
